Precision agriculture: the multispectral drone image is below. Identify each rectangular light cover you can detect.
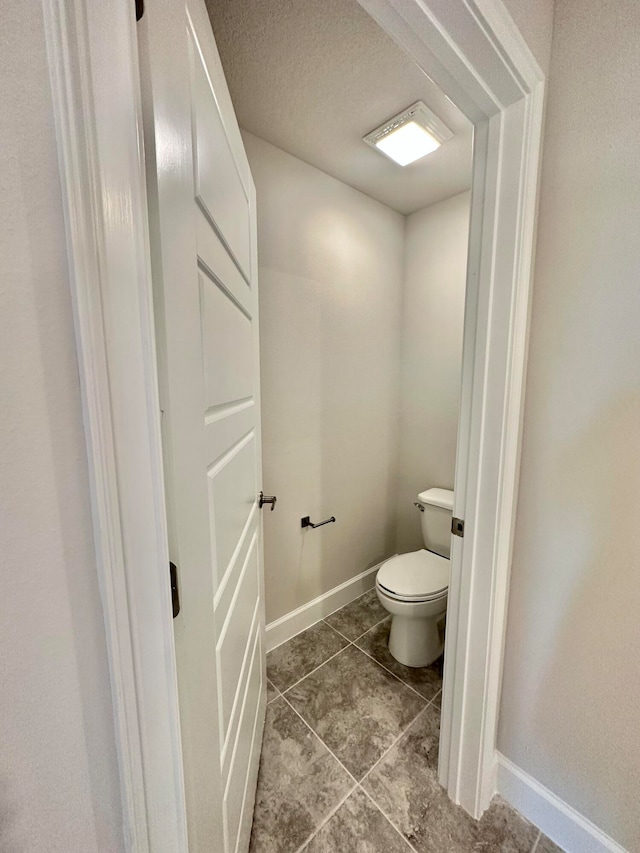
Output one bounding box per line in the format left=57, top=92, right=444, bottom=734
left=374, top=121, right=440, bottom=166
left=364, top=101, right=453, bottom=167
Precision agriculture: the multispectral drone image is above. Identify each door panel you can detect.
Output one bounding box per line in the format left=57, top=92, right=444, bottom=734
left=223, top=626, right=263, bottom=853
left=205, top=404, right=257, bottom=467
left=189, top=25, right=252, bottom=281
left=201, top=273, right=254, bottom=410
left=138, top=1, right=266, bottom=850
left=196, top=208, right=251, bottom=313
left=214, top=504, right=259, bottom=618
left=208, top=432, right=257, bottom=584
left=217, top=535, right=259, bottom=740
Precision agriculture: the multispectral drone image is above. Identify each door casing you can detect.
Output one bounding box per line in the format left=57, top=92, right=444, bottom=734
left=43, top=0, right=545, bottom=848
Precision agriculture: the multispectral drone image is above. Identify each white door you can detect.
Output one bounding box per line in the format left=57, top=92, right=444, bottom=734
left=138, top=1, right=266, bottom=851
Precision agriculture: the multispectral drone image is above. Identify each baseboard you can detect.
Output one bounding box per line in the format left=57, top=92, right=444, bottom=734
left=495, top=752, right=627, bottom=853
left=265, top=562, right=383, bottom=652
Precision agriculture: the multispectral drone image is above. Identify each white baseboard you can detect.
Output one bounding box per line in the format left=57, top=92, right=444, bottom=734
left=265, top=562, right=383, bottom=652
left=496, top=753, right=627, bottom=853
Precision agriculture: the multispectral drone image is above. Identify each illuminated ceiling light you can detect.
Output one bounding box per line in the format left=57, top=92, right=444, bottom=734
left=363, top=101, right=453, bottom=166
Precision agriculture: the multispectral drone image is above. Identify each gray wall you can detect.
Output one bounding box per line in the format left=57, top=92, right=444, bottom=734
left=0, top=4, right=123, bottom=851
left=395, top=192, right=470, bottom=553
left=244, top=132, right=405, bottom=624
left=499, top=0, right=640, bottom=848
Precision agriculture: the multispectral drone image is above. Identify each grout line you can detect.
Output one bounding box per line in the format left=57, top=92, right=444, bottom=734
left=321, top=620, right=354, bottom=644
left=323, top=585, right=376, bottom=621
left=531, top=829, right=542, bottom=852
left=280, top=625, right=438, bottom=709
left=283, top=659, right=440, bottom=792
left=266, top=621, right=321, bottom=655
left=327, top=611, right=440, bottom=702
left=279, top=643, right=351, bottom=696
left=354, top=643, right=439, bottom=705
left=280, top=692, right=361, bottom=787
left=267, top=586, right=374, bottom=655
left=350, top=613, right=390, bottom=643
left=263, top=629, right=443, bottom=853
left=266, top=678, right=280, bottom=704
left=292, top=783, right=358, bottom=853
left=357, top=785, right=421, bottom=853
left=324, top=612, right=389, bottom=646
left=321, top=619, right=355, bottom=645
left=266, top=599, right=447, bottom=853
left=359, top=700, right=435, bottom=786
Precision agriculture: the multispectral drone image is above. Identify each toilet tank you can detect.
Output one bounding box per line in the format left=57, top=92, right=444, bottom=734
left=417, top=488, right=454, bottom=559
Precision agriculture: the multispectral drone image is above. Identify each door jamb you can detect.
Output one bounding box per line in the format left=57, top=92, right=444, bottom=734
left=355, top=0, right=545, bottom=816
left=43, top=0, right=544, bottom=846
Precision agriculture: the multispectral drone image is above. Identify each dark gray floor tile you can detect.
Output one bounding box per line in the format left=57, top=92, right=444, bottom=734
left=324, top=589, right=388, bottom=640
left=363, top=707, right=537, bottom=853
left=303, top=788, right=413, bottom=852
left=363, top=703, right=478, bottom=852
left=267, top=621, right=349, bottom=692
left=356, top=618, right=443, bottom=700
left=535, top=834, right=565, bottom=853
left=476, top=796, right=539, bottom=852
left=249, top=698, right=354, bottom=853
left=266, top=678, right=279, bottom=703
left=286, top=645, right=425, bottom=780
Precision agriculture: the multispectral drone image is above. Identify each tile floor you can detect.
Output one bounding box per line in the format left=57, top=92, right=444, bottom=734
left=251, top=589, right=563, bottom=853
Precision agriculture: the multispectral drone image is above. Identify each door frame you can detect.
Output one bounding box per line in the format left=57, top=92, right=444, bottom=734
left=356, top=0, right=545, bottom=817
left=43, top=0, right=544, bottom=848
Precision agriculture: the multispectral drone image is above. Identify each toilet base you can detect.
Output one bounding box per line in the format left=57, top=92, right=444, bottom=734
left=388, top=612, right=443, bottom=668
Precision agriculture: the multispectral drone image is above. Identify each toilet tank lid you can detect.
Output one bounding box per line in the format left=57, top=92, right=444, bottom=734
left=418, top=488, right=454, bottom=510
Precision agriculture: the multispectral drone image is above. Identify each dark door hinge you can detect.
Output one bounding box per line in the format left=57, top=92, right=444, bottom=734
left=170, top=561, right=180, bottom=618
left=451, top=517, right=465, bottom=538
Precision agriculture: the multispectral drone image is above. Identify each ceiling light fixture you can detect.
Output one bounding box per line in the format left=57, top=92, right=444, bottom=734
left=363, top=101, right=453, bottom=167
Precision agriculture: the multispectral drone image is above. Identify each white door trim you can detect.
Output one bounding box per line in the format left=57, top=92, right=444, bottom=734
left=44, top=0, right=544, bottom=848
left=42, top=0, right=187, bottom=850
left=356, top=0, right=545, bottom=817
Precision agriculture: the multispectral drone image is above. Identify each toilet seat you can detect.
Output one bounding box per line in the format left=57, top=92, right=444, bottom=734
left=376, top=549, right=449, bottom=602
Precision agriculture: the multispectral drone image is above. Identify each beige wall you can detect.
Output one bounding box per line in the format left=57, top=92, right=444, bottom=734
left=395, top=193, right=470, bottom=552
left=501, top=0, right=555, bottom=76
left=10, top=0, right=639, bottom=848
left=0, top=5, right=123, bottom=852
left=244, top=132, right=405, bottom=624
left=499, top=0, right=640, bottom=848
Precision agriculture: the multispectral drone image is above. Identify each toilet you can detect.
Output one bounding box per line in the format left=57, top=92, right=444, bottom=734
left=376, top=488, right=453, bottom=667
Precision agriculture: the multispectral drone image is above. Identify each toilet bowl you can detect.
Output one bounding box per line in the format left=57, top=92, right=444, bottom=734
left=375, top=488, right=453, bottom=667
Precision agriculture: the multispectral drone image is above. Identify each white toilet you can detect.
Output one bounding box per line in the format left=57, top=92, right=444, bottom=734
left=376, top=488, right=453, bottom=667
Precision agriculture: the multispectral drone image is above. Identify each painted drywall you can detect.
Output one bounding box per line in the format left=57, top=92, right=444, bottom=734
left=0, top=6, right=123, bottom=852
left=207, top=0, right=473, bottom=215
left=499, top=0, right=640, bottom=848
left=243, top=131, right=405, bottom=624
left=395, top=192, right=470, bottom=553
left=501, top=0, right=555, bottom=76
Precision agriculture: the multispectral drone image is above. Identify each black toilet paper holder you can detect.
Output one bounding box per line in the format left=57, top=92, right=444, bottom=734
left=301, top=515, right=336, bottom=529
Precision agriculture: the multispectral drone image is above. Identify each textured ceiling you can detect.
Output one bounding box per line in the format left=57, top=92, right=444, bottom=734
left=205, top=0, right=473, bottom=215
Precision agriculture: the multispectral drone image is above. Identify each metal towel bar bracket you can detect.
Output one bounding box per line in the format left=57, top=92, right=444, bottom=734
left=301, top=515, right=336, bottom=529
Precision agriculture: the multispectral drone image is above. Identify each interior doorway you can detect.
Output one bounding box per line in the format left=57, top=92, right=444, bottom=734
left=207, top=0, right=473, bottom=644
left=204, top=3, right=474, bottom=846
left=43, top=0, right=545, bottom=848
